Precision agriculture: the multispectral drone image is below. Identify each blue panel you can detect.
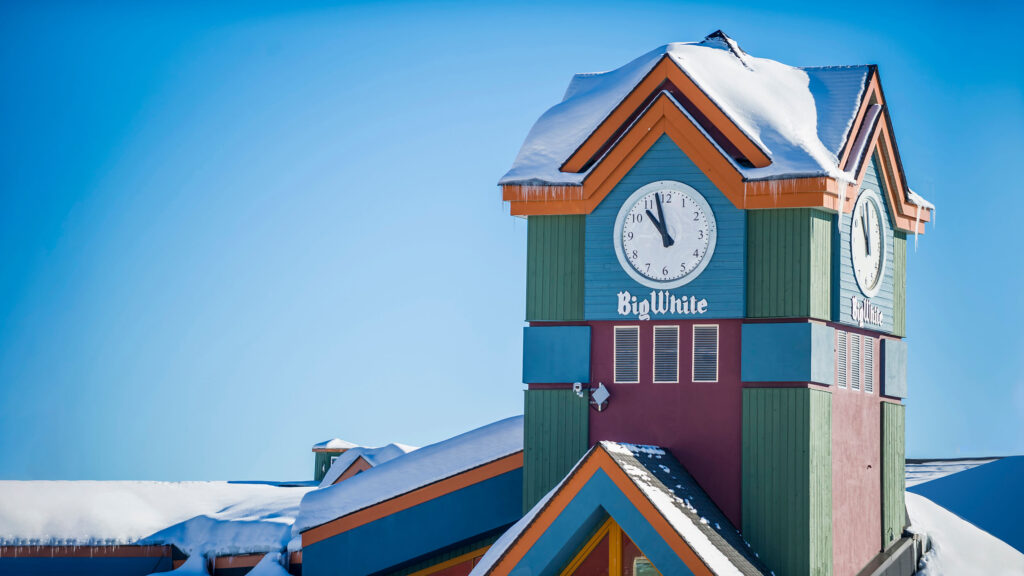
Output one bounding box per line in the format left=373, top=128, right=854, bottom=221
left=833, top=156, right=897, bottom=333
left=523, top=326, right=591, bottom=384
left=881, top=338, right=908, bottom=398
left=584, top=135, right=746, bottom=320
left=909, top=457, right=1024, bottom=554
left=509, top=469, right=696, bottom=576
left=304, top=469, right=522, bottom=576
left=0, top=556, right=172, bottom=575
left=741, top=322, right=835, bottom=385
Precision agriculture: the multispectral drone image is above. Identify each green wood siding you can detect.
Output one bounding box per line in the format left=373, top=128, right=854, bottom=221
left=527, top=215, right=585, bottom=321
left=747, top=209, right=832, bottom=320
left=314, top=452, right=338, bottom=483
left=523, top=389, right=589, bottom=512
left=881, top=402, right=906, bottom=549
left=742, top=387, right=833, bottom=576
left=893, top=232, right=907, bottom=337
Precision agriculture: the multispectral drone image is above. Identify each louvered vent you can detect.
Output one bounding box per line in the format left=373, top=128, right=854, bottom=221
left=837, top=330, right=848, bottom=388
left=864, top=337, right=874, bottom=394
left=614, top=326, right=639, bottom=383
left=692, top=325, right=718, bottom=383
left=851, top=333, right=862, bottom=391
left=653, top=326, right=679, bottom=383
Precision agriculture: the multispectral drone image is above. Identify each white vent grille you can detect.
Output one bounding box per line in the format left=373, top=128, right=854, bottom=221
left=614, top=326, right=640, bottom=383
left=653, top=326, right=679, bottom=383
left=692, top=325, right=719, bottom=383
left=864, top=337, right=874, bottom=394
left=851, top=333, right=862, bottom=391
left=837, top=330, right=848, bottom=389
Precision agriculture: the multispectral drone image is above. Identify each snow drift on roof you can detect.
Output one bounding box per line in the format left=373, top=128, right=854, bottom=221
left=499, top=32, right=869, bottom=186
left=295, top=416, right=523, bottom=534
left=318, top=443, right=418, bottom=488
left=0, top=480, right=312, bottom=556
left=312, top=438, right=358, bottom=451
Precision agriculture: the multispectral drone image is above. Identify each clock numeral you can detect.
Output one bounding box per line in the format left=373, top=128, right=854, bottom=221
left=662, top=266, right=669, bottom=276
left=693, top=249, right=699, bottom=258
left=631, top=250, right=638, bottom=260
left=664, top=193, right=672, bottom=203
left=626, top=231, right=634, bottom=240
left=645, top=263, right=651, bottom=273
left=698, top=230, right=704, bottom=239
left=693, top=211, right=700, bottom=221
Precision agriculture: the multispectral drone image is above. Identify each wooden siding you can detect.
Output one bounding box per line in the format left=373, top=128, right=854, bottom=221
left=881, top=402, right=906, bottom=549
left=747, top=208, right=832, bottom=320
left=742, top=388, right=832, bottom=576
left=584, top=135, right=746, bottom=320
left=527, top=215, right=585, bottom=321
left=524, top=389, right=589, bottom=512
left=834, top=155, right=898, bottom=334
left=892, top=231, right=907, bottom=337
left=314, top=452, right=338, bottom=483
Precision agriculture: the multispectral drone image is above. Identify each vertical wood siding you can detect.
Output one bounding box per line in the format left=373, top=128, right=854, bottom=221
left=742, top=387, right=833, bottom=576
left=892, top=232, right=907, bottom=337
left=881, top=402, right=906, bottom=549
left=747, top=209, right=832, bottom=320
left=833, top=155, right=900, bottom=334
left=524, top=389, right=589, bottom=512
left=527, top=215, right=585, bottom=321
left=584, top=135, right=746, bottom=320
left=314, top=453, right=335, bottom=483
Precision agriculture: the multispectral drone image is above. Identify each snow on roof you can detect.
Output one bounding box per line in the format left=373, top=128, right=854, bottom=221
left=907, top=189, right=935, bottom=210
left=295, top=416, right=523, bottom=534
left=499, top=32, right=869, bottom=187
left=312, top=438, right=358, bottom=451
left=473, top=442, right=768, bottom=576
left=907, top=491, right=1024, bottom=575
left=905, top=458, right=999, bottom=488
left=0, top=480, right=313, bottom=556
left=317, top=443, right=419, bottom=488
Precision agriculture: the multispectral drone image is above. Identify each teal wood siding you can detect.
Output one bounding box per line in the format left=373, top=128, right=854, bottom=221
left=747, top=209, right=832, bottom=321
left=743, top=388, right=833, bottom=576
left=834, top=155, right=898, bottom=334
left=527, top=215, right=585, bottom=321
left=314, top=452, right=338, bottom=483
left=584, top=135, right=745, bottom=320
left=881, top=402, right=906, bottom=549
left=893, top=231, right=907, bottom=337
left=524, top=389, right=589, bottom=512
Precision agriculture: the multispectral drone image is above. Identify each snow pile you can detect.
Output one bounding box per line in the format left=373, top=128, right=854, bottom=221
left=905, top=459, right=997, bottom=488
left=311, top=439, right=358, bottom=451
left=147, top=553, right=208, bottom=576
left=907, top=491, right=1024, bottom=575
left=295, top=416, right=523, bottom=534
left=246, top=552, right=291, bottom=576
left=500, top=31, right=868, bottom=187
left=318, top=443, right=418, bottom=488
left=0, top=481, right=312, bottom=556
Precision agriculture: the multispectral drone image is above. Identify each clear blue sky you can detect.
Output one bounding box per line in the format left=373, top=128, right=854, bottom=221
left=1, top=1, right=1021, bottom=481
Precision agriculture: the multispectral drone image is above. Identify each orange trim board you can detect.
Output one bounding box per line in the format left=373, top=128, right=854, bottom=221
left=562, top=56, right=771, bottom=173
left=482, top=446, right=713, bottom=576
left=302, top=451, right=523, bottom=547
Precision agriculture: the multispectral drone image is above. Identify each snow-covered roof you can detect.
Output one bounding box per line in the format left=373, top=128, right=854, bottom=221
left=0, top=480, right=313, bottom=556
left=905, top=458, right=998, bottom=488
left=295, top=416, right=523, bottom=534
left=500, top=32, right=870, bottom=187
left=473, top=441, right=768, bottom=576
left=317, top=443, right=418, bottom=488
left=312, top=438, right=358, bottom=451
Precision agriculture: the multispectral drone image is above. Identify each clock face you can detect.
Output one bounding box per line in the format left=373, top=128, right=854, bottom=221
left=613, top=181, right=717, bottom=289
left=850, top=190, right=886, bottom=297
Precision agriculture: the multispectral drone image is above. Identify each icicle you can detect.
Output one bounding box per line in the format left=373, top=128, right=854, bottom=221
left=913, top=203, right=921, bottom=252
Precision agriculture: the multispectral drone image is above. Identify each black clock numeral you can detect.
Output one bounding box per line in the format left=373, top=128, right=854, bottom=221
left=645, top=263, right=651, bottom=273
left=626, top=231, right=634, bottom=240
left=631, top=250, right=638, bottom=260
left=693, top=211, right=700, bottom=221
left=698, top=230, right=704, bottom=239
left=661, top=266, right=669, bottom=276
left=693, top=249, right=699, bottom=258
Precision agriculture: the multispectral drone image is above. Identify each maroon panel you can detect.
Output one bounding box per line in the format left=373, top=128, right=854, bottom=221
left=587, top=319, right=744, bottom=526
left=832, top=387, right=883, bottom=575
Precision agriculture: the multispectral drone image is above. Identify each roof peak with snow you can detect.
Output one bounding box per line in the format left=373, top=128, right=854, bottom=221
left=311, top=438, right=358, bottom=452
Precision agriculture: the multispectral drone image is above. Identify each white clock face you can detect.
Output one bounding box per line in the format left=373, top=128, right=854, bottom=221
left=613, top=181, right=717, bottom=289
left=850, top=190, right=886, bottom=297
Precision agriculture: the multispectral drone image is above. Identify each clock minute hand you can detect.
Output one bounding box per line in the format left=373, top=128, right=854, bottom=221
left=861, top=208, right=871, bottom=256
left=655, top=193, right=674, bottom=247
left=645, top=209, right=673, bottom=248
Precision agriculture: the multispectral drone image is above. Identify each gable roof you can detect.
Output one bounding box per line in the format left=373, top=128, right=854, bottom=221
left=311, top=439, right=358, bottom=452
left=317, top=443, right=418, bottom=488
left=295, top=416, right=523, bottom=539
left=499, top=32, right=933, bottom=233
left=472, top=441, right=769, bottom=576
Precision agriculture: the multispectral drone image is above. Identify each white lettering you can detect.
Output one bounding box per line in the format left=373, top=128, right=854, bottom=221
left=851, top=295, right=884, bottom=327
left=615, top=290, right=710, bottom=320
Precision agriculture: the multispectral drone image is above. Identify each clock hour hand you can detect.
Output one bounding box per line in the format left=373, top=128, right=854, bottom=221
left=655, top=193, right=674, bottom=247
left=645, top=209, right=674, bottom=248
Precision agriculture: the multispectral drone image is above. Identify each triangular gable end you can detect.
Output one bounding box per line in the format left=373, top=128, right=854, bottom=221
left=473, top=443, right=767, bottom=576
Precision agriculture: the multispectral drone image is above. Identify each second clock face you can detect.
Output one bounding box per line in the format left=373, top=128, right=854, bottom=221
left=850, top=189, right=886, bottom=297
left=614, top=181, right=718, bottom=289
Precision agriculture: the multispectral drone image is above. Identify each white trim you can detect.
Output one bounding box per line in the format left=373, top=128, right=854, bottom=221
left=691, top=324, right=719, bottom=383
left=613, top=325, right=640, bottom=384
left=653, top=325, right=680, bottom=383
left=612, top=180, right=718, bottom=289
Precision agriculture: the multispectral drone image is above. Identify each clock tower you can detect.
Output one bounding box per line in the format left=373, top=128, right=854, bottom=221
left=503, top=32, right=932, bottom=576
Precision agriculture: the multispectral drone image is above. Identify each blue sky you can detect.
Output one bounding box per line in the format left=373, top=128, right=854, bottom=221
left=1, top=1, right=1021, bottom=481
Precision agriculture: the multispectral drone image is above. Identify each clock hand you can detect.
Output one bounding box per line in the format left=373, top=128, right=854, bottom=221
left=655, top=193, right=674, bottom=247
left=861, top=208, right=871, bottom=256
left=645, top=209, right=674, bottom=248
